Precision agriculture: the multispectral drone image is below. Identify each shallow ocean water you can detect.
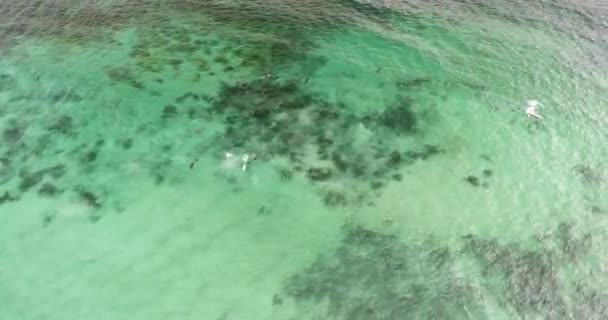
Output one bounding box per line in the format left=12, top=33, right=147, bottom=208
left=0, top=1, right=607, bottom=319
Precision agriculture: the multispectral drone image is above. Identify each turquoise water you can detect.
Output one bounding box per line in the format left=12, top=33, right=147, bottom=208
left=1, top=1, right=607, bottom=319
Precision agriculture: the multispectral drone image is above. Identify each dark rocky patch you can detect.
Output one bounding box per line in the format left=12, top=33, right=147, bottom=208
left=42, top=212, right=55, bottom=227
left=284, top=223, right=483, bottom=319
left=150, top=158, right=172, bottom=185
left=0, top=157, right=10, bottom=167
left=482, top=169, right=493, bottom=177
left=465, top=236, right=567, bottom=319
left=106, top=66, right=135, bottom=82
left=257, top=206, right=271, bottom=216
left=175, top=92, right=198, bottom=103
left=590, top=205, right=604, bottom=214
left=213, top=55, right=229, bottom=64
left=0, top=191, right=19, bottom=204
left=201, top=94, right=214, bottom=103
left=162, top=105, right=178, bottom=119
left=331, top=152, right=349, bottom=172
left=573, top=164, right=603, bottom=184
left=376, top=97, right=417, bottom=134
left=153, top=174, right=164, bottom=185
left=372, top=168, right=386, bottom=179
left=119, top=138, right=133, bottom=149
left=76, top=188, right=101, bottom=209
left=189, top=158, right=199, bottom=169
left=16, top=165, right=66, bottom=192
left=284, top=220, right=606, bottom=320
left=205, top=75, right=443, bottom=205
left=272, top=293, right=283, bottom=306
left=279, top=169, right=293, bottom=181
left=457, top=81, right=488, bottom=91
left=392, top=173, right=402, bottom=181
left=350, top=162, right=368, bottom=178
left=51, top=89, right=82, bottom=103
left=403, top=144, right=443, bottom=162
left=3, top=122, right=26, bottom=143
left=225, top=114, right=239, bottom=125
left=461, top=223, right=603, bottom=319
left=167, top=58, right=183, bottom=68
left=323, top=191, right=347, bottom=207
left=169, top=43, right=197, bottom=54
left=187, top=107, right=200, bottom=119
left=396, top=77, right=432, bottom=88
left=306, top=167, right=332, bottom=181
left=464, top=175, right=480, bottom=187
left=95, top=139, right=105, bottom=148
left=18, top=170, right=44, bottom=191
left=48, top=116, right=74, bottom=134
left=0, top=74, right=15, bottom=91
left=89, top=213, right=102, bottom=223
left=556, top=222, right=592, bottom=261
left=38, top=183, right=61, bottom=197
left=386, top=151, right=401, bottom=166
left=81, top=150, right=98, bottom=164
left=0, top=157, right=12, bottom=184
left=44, top=164, right=66, bottom=179
left=130, top=48, right=150, bottom=58
left=129, top=79, right=144, bottom=89
left=370, top=180, right=383, bottom=190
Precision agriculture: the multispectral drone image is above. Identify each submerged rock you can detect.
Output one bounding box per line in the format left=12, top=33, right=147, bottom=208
left=204, top=75, right=441, bottom=204
left=0, top=191, right=19, bottom=204
left=119, top=138, right=133, bottom=149
left=42, top=212, right=55, bottom=227
left=162, top=105, right=178, bottom=118
left=370, top=180, right=383, bottom=190
left=396, top=77, right=432, bottom=88
left=403, top=144, right=443, bottom=162
left=461, top=224, right=602, bottom=319
left=76, top=188, right=102, bottom=209
left=38, top=183, right=60, bottom=197
left=48, top=116, right=74, bottom=134
left=272, top=293, right=283, bottom=306
left=323, top=191, right=347, bottom=207
left=105, top=66, right=135, bottom=82
left=386, top=151, right=401, bottom=166
left=3, top=123, right=26, bottom=143
left=284, top=220, right=604, bottom=319
left=81, top=150, right=98, bottom=164
left=590, top=205, right=604, bottom=214
left=379, top=97, right=417, bottom=133
left=18, top=170, right=44, bottom=191
left=44, top=164, right=66, bottom=179
left=279, top=169, right=293, bottom=181
left=306, top=167, right=332, bottom=181
left=284, top=224, right=483, bottom=319
left=573, top=164, right=603, bottom=184
left=464, top=175, right=480, bottom=187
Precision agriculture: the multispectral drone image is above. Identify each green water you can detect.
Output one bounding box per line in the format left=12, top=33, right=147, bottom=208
left=1, top=1, right=607, bottom=319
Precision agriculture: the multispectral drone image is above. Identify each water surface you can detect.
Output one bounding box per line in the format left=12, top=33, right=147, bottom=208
left=1, top=1, right=607, bottom=319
